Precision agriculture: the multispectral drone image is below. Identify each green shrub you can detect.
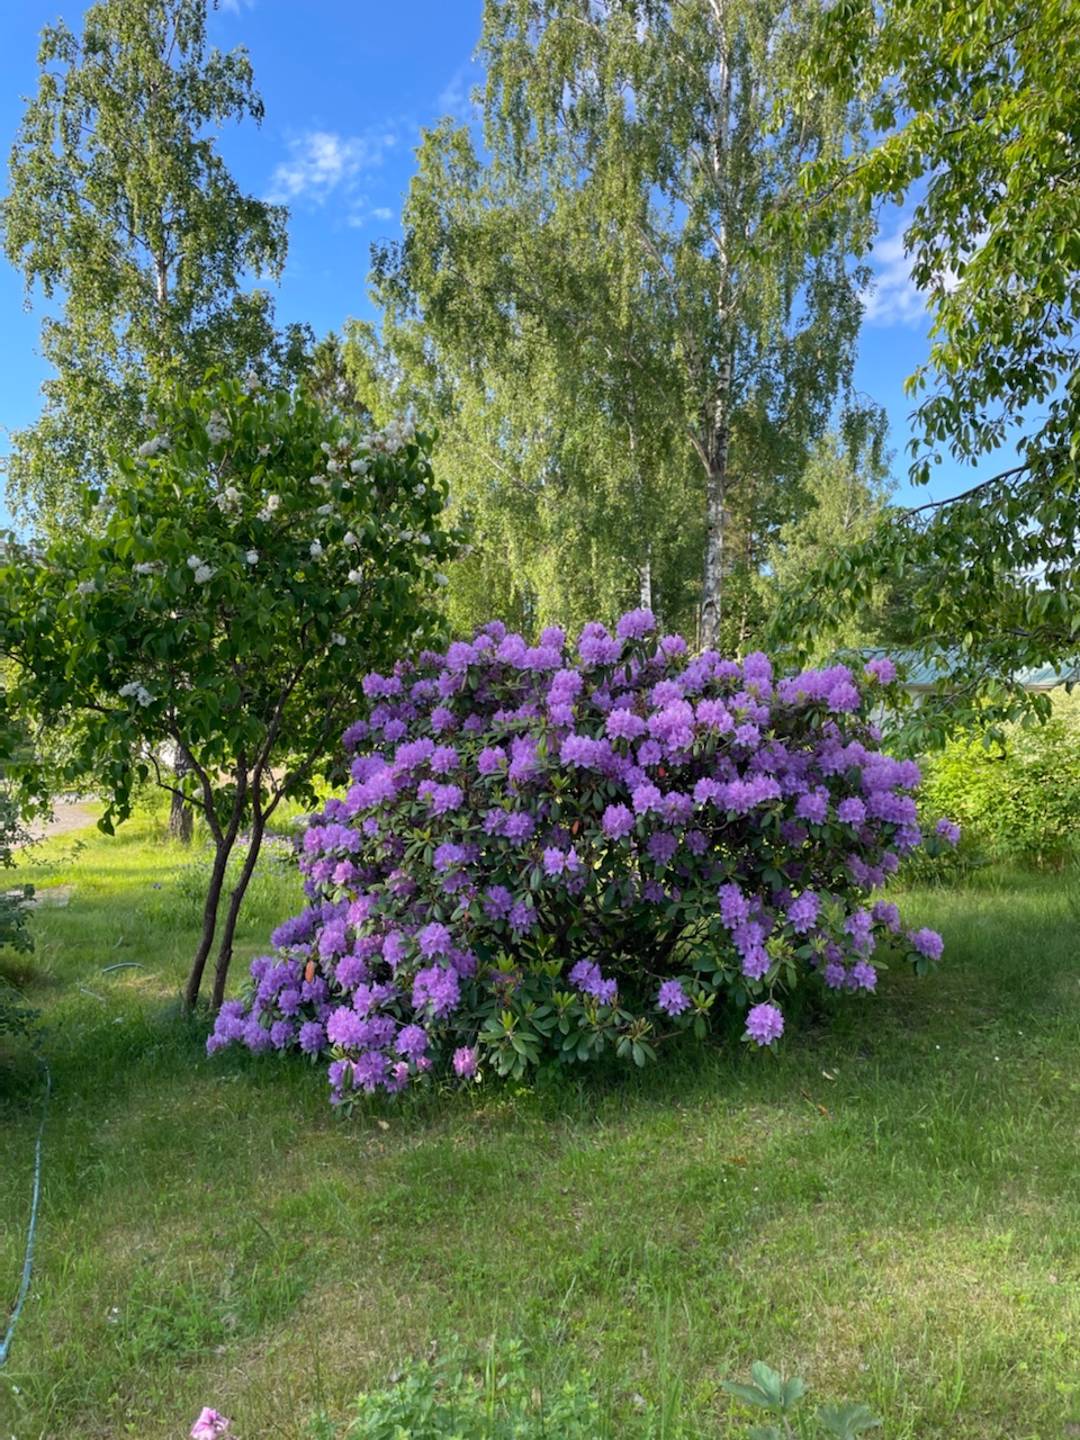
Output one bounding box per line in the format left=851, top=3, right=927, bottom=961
left=721, top=1361, right=881, bottom=1438
left=0, top=788, right=36, bottom=1048
left=0, top=976, right=39, bottom=1045
left=308, top=1341, right=609, bottom=1439
left=920, top=690, right=1080, bottom=866
left=0, top=789, right=33, bottom=952
left=201, top=1351, right=883, bottom=1439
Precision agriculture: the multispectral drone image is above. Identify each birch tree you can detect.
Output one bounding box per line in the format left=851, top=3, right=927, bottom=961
left=1, top=0, right=307, bottom=531
left=381, top=0, right=875, bottom=645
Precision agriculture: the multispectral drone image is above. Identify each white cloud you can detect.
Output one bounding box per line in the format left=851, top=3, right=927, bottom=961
left=861, top=217, right=971, bottom=327
left=218, top=0, right=255, bottom=14
left=346, top=204, right=397, bottom=230
left=437, top=63, right=483, bottom=123
left=266, top=129, right=398, bottom=206
left=860, top=227, right=926, bottom=327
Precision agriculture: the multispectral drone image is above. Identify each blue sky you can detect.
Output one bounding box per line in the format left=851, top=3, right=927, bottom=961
left=0, top=0, right=1004, bottom=528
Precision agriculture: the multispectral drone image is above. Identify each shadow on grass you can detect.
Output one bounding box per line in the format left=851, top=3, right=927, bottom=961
left=17, top=863, right=1078, bottom=1133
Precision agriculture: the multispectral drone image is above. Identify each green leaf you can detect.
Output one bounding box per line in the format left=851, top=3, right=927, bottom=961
left=720, top=1381, right=776, bottom=1411
left=750, top=1363, right=785, bottom=1405
left=817, top=1401, right=883, bottom=1437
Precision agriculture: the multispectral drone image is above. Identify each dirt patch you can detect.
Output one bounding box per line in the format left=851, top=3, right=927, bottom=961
left=26, top=883, right=76, bottom=907
left=25, top=798, right=99, bottom=842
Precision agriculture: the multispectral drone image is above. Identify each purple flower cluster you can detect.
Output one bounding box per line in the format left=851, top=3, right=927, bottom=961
left=209, top=612, right=951, bottom=1100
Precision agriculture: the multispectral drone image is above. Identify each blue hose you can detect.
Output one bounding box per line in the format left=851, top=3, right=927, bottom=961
left=0, top=1058, right=50, bottom=1367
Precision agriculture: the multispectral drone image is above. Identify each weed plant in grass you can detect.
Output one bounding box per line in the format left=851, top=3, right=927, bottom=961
left=1, top=821, right=1078, bottom=1439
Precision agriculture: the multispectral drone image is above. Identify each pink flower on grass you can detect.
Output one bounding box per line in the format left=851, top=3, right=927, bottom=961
left=191, top=1409, right=230, bottom=1440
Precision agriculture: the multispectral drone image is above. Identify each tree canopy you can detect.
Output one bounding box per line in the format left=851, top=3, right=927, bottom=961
left=370, top=0, right=882, bottom=647
left=770, top=0, right=1080, bottom=730
left=1, top=0, right=307, bottom=529
left=0, top=377, right=458, bottom=1006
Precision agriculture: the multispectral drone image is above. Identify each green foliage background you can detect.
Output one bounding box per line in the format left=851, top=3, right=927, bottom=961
left=920, top=691, right=1080, bottom=867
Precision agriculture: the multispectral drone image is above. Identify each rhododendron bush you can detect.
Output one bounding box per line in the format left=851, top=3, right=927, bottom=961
left=209, top=610, right=955, bottom=1104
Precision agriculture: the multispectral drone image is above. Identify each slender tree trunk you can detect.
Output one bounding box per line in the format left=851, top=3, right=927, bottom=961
left=154, top=240, right=191, bottom=851
left=209, top=815, right=266, bottom=1010
left=183, top=839, right=233, bottom=1010
left=639, top=547, right=653, bottom=611
left=699, top=369, right=731, bottom=650
left=699, top=20, right=732, bottom=652
left=700, top=465, right=724, bottom=649
left=169, top=749, right=193, bottom=843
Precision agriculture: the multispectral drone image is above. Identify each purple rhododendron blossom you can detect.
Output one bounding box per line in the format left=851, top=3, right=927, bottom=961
left=298, top=1021, right=325, bottom=1055
left=786, top=891, right=820, bottom=934
left=837, top=796, right=867, bottom=826
left=908, top=927, right=945, bottom=961
left=606, top=707, right=647, bottom=741
left=796, top=788, right=829, bottom=824
left=483, top=884, right=514, bottom=920
left=852, top=960, right=878, bottom=991
left=616, top=607, right=656, bottom=639
left=453, top=1045, right=478, bottom=1077
left=864, top=657, right=897, bottom=684
left=412, top=964, right=460, bottom=1017
left=745, top=1002, right=784, bottom=1046
left=657, top=979, right=690, bottom=1016
left=418, top=922, right=452, bottom=958
left=632, top=782, right=663, bottom=815
left=718, top=883, right=750, bottom=929
left=602, top=803, right=635, bottom=840
left=509, top=900, right=536, bottom=934
left=504, top=811, right=536, bottom=844
left=872, top=900, right=901, bottom=932
left=396, top=1023, right=429, bottom=1058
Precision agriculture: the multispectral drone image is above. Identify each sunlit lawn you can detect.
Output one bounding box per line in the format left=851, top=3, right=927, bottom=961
left=1, top=814, right=1078, bottom=1439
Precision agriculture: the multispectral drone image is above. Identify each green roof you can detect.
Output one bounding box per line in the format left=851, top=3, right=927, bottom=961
left=864, top=649, right=1078, bottom=691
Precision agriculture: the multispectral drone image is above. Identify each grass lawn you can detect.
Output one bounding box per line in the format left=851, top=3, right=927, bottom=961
left=1, top=815, right=1078, bottom=1439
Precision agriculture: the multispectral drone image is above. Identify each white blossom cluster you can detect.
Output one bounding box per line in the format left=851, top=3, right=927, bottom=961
left=114, top=405, right=440, bottom=613
left=187, top=555, right=216, bottom=584
left=213, top=485, right=242, bottom=514
left=314, top=437, right=360, bottom=486
left=364, top=416, right=416, bottom=456
left=118, top=680, right=154, bottom=707
left=137, top=434, right=170, bottom=460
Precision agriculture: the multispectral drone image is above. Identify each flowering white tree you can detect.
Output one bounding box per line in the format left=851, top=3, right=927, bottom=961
left=0, top=377, right=459, bottom=1008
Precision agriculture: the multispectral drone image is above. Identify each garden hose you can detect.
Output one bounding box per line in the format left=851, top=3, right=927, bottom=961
left=3, top=965, right=139, bottom=1366
left=0, top=1057, right=50, bottom=1368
